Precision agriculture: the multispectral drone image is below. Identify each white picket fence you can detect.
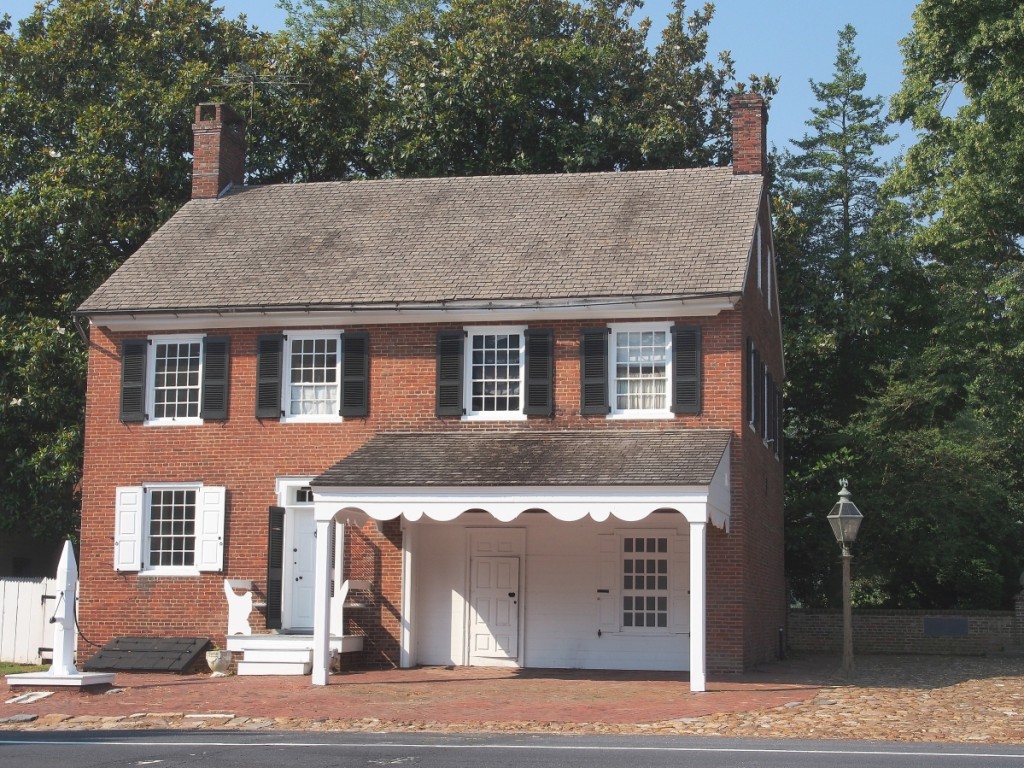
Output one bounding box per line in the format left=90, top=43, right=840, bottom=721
left=0, top=577, right=62, bottom=664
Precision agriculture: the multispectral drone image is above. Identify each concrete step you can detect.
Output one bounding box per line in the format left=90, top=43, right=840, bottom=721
left=242, top=648, right=312, bottom=664
left=237, top=660, right=312, bottom=676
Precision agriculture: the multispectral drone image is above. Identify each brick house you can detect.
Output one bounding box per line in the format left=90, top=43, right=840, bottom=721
left=75, top=97, right=783, bottom=692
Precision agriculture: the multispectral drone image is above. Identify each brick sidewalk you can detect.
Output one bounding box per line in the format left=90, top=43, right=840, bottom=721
left=4, top=655, right=1023, bottom=743
left=2, top=663, right=821, bottom=728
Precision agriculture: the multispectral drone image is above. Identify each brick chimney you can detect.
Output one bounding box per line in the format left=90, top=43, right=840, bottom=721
left=191, top=103, right=246, bottom=199
left=730, top=93, right=768, bottom=176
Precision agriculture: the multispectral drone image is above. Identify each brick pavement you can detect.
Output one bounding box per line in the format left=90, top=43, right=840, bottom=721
left=3, top=655, right=1023, bottom=743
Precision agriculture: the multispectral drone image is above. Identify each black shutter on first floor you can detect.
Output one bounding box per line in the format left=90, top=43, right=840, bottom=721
left=340, top=331, right=369, bottom=417
left=255, top=334, right=283, bottom=419
left=200, top=336, right=230, bottom=420
left=436, top=331, right=465, bottom=416
left=523, top=328, right=554, bottom=416
left=670, top=325, right=701, bottom=414
left=265, top=506, right=285, bottom=630
left=120, top=339, right=147, bottom=423
left=580, top=328, right=610, bottom=414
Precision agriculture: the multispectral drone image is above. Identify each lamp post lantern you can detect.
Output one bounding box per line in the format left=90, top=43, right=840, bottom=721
left=827, top=479, right=863, bottom=677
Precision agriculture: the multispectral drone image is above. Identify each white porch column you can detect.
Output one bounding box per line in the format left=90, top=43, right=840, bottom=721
left=311, top=517, right=334, bottom=686
left=688, top=519, right=707, bottom=693
left=329, top=522, right=346, bottom=637
left=399, top=521, right=415, bottom=668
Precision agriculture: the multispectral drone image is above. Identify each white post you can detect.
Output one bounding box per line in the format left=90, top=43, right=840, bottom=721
left=688, top=520, right=707, bottom=692
left=400, top=521, right=415, bottom=668
left=51, top=541, right=79, bottom=676
left=311, top=517, right=334, bottom=686
left=330, top=522, right=346, bottom=637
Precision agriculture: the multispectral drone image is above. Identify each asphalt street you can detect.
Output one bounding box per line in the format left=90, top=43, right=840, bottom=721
left=3, top=732, right=1024, bottom=768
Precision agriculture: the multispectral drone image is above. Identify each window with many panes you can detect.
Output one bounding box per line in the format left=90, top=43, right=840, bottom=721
left=147, top=488, right=197, bottom=568
left=622, top=536, right=669, bottom=629
left=147, top=335, right=204, bottom=424
left=283, top=332, right=341, bottom=421
left=464, top=327, right=526, bottom=419
left=610, top=324, right=672, bottom=417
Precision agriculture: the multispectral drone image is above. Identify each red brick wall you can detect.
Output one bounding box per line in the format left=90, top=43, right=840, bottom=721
left=80, top=293, right=783, bottom=672
left=789, top=609, right=1017, bottom=656
left=734, top=197, right=787, bottom=672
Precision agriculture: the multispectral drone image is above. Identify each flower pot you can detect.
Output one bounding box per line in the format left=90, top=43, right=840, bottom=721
left=205, top=649, right=233, bottom=676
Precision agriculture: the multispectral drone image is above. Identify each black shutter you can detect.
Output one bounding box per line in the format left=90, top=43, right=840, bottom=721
left=523, top=328, right=553, bottom=416
left=671, top=325, right=701, bottom=414
left=120, top=339, right=147, bottom=423
left=436, top=331, right=464, bottom=416
left=753, top=348, right=762, bottom=433
left=266, top=506, right=285, bottom=630
left=340, top=331, right=369, bottom=417
left=200, top=336, right=230, bottom=420
left=580, top=328, right=610, bottom=415
left=255, top=334, right=283, bottom=419
left=746, top=338, right=755, bottom=425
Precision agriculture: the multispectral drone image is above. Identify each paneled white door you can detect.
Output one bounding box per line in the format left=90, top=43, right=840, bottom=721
left=469, top=556, right=520, bottom=664
left=284, top=508, right=317, bottom=630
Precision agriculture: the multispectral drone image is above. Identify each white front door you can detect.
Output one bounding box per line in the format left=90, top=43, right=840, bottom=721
left=284, top=508, right=317, bottom=630
left=469, top=556, right=520, bottom=665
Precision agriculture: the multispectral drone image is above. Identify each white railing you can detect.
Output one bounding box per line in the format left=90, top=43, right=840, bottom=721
left=0, top=577, right=62, bottom=664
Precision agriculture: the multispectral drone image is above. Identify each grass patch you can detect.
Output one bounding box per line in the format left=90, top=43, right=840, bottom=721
left=0, top=662, right=47, bottom=675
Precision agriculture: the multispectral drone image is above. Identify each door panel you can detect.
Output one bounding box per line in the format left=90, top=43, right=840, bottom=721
left=284, top=508, right=317, bottom=630
left=469, top=556, right=519, bottom=663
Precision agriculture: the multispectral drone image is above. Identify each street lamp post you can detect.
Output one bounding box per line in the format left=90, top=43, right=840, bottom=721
left=827, top=479, right=863, bottom=677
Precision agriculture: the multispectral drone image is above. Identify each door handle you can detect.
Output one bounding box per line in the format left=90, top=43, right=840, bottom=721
left=508, top=592, right=516, bottom=598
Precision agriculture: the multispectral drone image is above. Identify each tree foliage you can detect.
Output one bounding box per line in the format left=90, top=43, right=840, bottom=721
left=365, top=0, right=774, bottom=176
left=0, top=0, right=254, bottom=539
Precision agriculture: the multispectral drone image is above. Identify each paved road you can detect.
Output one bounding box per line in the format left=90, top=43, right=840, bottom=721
left=3, top=732, right=1024, bottom=767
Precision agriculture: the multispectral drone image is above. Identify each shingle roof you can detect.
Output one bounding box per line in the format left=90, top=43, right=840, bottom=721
left=311, top=430, right=732, bottom=488
left=79, top=169, right=762, bottom=314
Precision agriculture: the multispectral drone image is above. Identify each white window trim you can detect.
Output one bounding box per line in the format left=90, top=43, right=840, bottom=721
left=462, top=325, right=528, bottom=422
left=607, top=322, right=673, bottom=420
left=126, top=481, right=227, bottom=577
left=281, top=329, right=344, bottom=424
left=144, top=333, right=206, bottom=427
left=614, top=528, right=684, bottom=637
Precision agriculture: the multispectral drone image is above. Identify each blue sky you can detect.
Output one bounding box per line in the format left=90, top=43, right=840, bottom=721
left=5, top=0, right=920, bottom=155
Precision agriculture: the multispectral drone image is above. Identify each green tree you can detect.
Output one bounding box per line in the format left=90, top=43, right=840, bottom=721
left=775, top=26, right=929, bottom=607
left=365, top=0, right=773, bottom=177
left=872, top=0, right=1024, bottom=607
left=0, top=0, right=254, bottom=540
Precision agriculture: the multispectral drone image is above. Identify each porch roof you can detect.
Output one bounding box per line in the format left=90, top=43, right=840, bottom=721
left=311, top=429, right=733, bottom=488
left=310, top=429, right=732, bottom=528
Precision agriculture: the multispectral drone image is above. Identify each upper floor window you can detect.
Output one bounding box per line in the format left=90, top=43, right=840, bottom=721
left=466, top=327, right=525, bottom=419
left=255, top=330, right=369, bottom=421
left=114, top=483, right=225, bottom=575
left=436, top=327, right=553, bottom=419
left=119, top=335, right=229, bottom=425
left=284, top=332, right=341, bottom=421
left=611, top=324, right=671, bottom=417
left=580, top=323, right=701, bottom=417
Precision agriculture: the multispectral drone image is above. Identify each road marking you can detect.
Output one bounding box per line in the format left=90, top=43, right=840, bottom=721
left=2, top=738, right=1023, bottom=760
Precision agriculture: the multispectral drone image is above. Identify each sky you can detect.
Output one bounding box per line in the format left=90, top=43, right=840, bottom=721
left=4, top=0, right=921, bottom=155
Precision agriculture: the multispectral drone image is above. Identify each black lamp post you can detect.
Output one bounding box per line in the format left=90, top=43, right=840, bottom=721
left=827, top=479, right=863, bottom=677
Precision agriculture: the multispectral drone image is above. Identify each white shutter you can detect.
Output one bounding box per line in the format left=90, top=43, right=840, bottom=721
left=670, top=532, right=691, bottom=633
left=114, top=486, right=143, bottom=572
left=597, top=533, right=619, bottom=633
left=195, top=486, right=226, bottom=572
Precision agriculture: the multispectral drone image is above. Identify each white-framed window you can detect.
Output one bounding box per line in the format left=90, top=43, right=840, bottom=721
left=282, top=330, right=342, bottom=423
left=621, top=535, right=670, bottom=630
left=114, top=484, right=225, bottom=575
left=463, top=326, right=526, bottom=420
left=608, top=323, right=672, bottom=418
left=146, top=334, right=205, bottom=425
